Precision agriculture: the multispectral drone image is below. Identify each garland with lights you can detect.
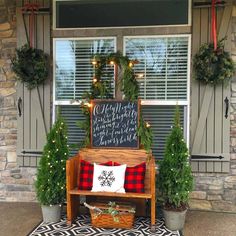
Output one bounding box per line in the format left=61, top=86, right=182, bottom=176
left=193, top=39, right=235, bottom=85
left=77, top=51, right=153, bottom=155
left=35, top=116, right=69, bottom=206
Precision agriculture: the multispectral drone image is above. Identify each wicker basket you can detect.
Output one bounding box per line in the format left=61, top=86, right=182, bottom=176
left=89, top=202, right=135, bottom=229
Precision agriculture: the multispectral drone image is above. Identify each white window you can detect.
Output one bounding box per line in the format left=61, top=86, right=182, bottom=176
left=53, top=36, right=190, bottom=159
left=53, top=38, right=116, bottom=153
left=124, top=36, right=190, bottom=159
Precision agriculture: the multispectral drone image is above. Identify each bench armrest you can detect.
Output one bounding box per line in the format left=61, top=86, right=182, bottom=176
left=150, top=157, right=156, bottom=197
left=66, top=154, right=80, bottom=191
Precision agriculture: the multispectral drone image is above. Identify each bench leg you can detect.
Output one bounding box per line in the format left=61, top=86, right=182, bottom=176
left=67, top=195, right=80, bottom=225
left=150, top=196, right=156, bottom=232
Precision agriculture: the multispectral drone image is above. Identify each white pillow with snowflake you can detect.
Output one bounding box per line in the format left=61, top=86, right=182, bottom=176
left=92, top=163, right=127, bottom=193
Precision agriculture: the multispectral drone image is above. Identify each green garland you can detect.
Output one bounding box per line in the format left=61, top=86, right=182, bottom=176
left=12, top=44, right=49, bottom=90
left=193, top=39, right=235, bottom=85
left=77, top=52, right=153, bottom=154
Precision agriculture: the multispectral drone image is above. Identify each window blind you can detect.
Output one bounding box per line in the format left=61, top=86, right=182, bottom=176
left=59, top=105, right=86, bottom=156
left=125, top=37, right=189, bottom=100
left=142, top=105, right=184, bottom=159
left=60, top=104, right=185, bottom=158
left=55, top=39, right=115, bottom=101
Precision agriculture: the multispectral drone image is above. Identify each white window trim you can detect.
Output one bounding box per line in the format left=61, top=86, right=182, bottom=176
left=52, top=0, right=192, bottom=30
left=123, top=34, right=191, bottom=148
left=53, top=37, right=117, bottom=122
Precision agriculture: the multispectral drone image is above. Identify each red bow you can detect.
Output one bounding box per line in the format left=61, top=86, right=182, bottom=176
left=211, top=0, right=223, bottom=50
left=22, top=3, right=40, bottom=47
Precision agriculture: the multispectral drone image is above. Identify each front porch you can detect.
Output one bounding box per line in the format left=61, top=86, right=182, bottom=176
left=1, top=202, right=236, bottom=236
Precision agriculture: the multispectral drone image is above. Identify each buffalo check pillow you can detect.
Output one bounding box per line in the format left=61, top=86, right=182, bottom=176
left=92, top=163, right=127, bottom=193
left=114, top=162, right=146, bottom=193
left=78, top=160, right=112, bottom=190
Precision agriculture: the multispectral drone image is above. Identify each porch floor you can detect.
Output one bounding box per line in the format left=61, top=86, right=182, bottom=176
left=0, top=202, right=236, bottom=236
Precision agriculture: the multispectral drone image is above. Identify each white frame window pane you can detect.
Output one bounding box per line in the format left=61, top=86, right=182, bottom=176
left=124, top=36, right=189, bottom=101
left=54, top=38, right=116, bottom=103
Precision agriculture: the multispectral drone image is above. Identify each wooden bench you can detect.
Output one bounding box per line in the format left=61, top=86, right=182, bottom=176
left=66, top=148, right=156, bottom=230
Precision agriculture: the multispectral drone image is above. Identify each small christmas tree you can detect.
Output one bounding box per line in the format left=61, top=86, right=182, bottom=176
left=35, top=116, right=69, bottom=206
left=158, top=106, right=193, bottom=210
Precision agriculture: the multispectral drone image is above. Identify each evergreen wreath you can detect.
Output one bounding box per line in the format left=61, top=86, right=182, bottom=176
left=193, top=39, right=235, bottom=85
left=12, top=44, right=49, bottom=89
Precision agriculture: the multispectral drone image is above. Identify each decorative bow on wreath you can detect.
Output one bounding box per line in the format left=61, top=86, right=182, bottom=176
left=21, top=3, right=39, bottom=47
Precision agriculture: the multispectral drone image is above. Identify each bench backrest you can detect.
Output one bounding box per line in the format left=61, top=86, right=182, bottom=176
left=77, top=148, right=155, bottom=193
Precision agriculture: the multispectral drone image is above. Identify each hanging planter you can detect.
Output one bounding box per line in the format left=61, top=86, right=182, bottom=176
left=12, top=44, right=49, bottom=90
left=193, top=39, right=235, bottom=85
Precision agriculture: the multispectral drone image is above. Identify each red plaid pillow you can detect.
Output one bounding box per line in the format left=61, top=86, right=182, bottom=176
left=78, top=160, right=112, bottom=190
left=114, top=162, right=146, bottom=193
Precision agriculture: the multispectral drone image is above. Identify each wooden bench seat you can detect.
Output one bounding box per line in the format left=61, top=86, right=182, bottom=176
left=69, top=189, right=153, bottom=199
left=66, top=148, right=156, bottom=230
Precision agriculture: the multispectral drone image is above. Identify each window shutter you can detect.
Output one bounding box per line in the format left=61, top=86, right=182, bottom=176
left=16, top=4, right=51, bottom=167
left=190, top=6, right=232, bottom=173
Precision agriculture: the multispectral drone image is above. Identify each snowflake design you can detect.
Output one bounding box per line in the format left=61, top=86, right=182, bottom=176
left=98, top=170, right=115, bottom=187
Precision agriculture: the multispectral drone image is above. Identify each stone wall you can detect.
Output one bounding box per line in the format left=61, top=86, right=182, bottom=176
left=189, top=15, right=236, bottom=212
left=0, top=0, right=36, bottom=202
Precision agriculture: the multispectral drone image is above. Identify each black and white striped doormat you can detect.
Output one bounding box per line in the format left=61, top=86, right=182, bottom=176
left=28, top=215, right=180, bottom=236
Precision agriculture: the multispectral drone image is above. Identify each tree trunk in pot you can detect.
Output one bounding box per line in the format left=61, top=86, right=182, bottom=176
left=163, top=209, right=187, bottom=231
left=42, top=205, right=61, bottom=222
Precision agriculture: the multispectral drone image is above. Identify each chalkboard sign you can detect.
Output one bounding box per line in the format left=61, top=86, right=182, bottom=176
left=91, top=100, right=139, bottom=148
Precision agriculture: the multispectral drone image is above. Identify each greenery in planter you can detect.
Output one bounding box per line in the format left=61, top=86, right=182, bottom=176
left=12, top=44, right=49, bottom=89
left=193, top=39, right=235, bottom=85
left=158, top=106, right=193, bottom=210
left=35, top=116, right=69, bottom=205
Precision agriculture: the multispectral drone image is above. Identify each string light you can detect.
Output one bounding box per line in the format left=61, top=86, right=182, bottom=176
left=145, top=122, right=151, bottom=128
left=91, top=59, right=97, bottom=65
left=136, top=73, right=144, bottom=79
left=84, top=102, right=92, bottom=108
left=128, top=62, right=133, bottom=67
left=52, top=140, right=55, bottom=143
left=109, top=60, right=115, bottom=65
left=93, top=77, right=97, bottom=83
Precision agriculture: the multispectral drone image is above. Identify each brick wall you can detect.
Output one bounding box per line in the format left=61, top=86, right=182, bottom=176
left=0, top=0, right=36, bottom=202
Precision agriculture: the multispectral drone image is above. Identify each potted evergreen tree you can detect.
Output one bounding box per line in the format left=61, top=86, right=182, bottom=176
left=35, top=116, right=69, bottom=222
left=158, top=106, right=193, bottom=231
